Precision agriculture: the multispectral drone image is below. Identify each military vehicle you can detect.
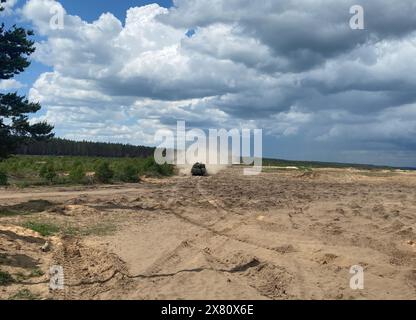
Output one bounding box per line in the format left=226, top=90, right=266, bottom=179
left=191, top=163, right=207, bottom=176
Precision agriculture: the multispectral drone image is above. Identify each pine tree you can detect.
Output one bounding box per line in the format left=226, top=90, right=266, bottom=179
left=0, top=20, right=54, bottom=159
left=95, top=162, right=114, bottom=183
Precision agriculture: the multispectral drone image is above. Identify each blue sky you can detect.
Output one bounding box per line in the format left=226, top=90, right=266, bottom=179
left=58, top=0, right=173, bottom=22
left=2, top=0, right=416, bottom=167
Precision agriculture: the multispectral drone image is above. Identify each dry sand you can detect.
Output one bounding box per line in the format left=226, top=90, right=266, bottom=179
left=1, top=167, right=415, bottom=300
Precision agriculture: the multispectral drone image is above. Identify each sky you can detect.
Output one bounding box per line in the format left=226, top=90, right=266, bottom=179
left=1, top=0, right=416, bottom=167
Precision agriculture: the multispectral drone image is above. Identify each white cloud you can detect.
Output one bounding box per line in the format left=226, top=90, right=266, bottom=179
left=17, top=0, right=416, bottom=165
left=0, top=0, right=18, bottom=16
left=0, top=79, right=25, bottom=91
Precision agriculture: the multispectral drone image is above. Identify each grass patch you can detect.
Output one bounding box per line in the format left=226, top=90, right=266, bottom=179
left=29, top=268, right=45, bottom=278
left=62, top=223, right=117, bottom=237
left=27, top=222, right=118, bottom=237
left=23, top=221, right=60, bottom=236
left=20, top=219, right=115, bottom=238
left=14, top=268, right=45, bottom=282
left=0, top=270, right=15, bottom=286
left=8, top=289, right=40, bottom=300
left=82, top=223, right=117, bottom=236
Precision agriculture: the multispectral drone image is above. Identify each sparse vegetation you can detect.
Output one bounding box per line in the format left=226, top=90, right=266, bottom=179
left=358, top=171, right=399, bottom=178
left=0, top=169, right=7, bottom=186
left=20, top=218, right=117, bottom=237
left=80, top=223, right=117, bottom=237
left=23, top=221, right=60, bottom=236
left=0, top=155, right=174, bottom=187
left=0, top=271, right=14, bottom=286
left=8, top=289, right=40, bottom=300
left=14, top=268, right=45, bottom=282
left=29, top=268, right=45, bottom=278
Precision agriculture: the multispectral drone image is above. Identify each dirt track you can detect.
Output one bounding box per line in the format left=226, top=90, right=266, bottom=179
left=1, top=167, right=416, bottom=300
left=0, top=185, right=145, bottom=201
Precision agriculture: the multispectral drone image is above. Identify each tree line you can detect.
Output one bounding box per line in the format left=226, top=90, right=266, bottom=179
left=14, top=138, right=155, bottom=158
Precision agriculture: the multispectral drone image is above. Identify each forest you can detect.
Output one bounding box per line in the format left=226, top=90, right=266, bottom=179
left=15, top=138, right=155, bottom=158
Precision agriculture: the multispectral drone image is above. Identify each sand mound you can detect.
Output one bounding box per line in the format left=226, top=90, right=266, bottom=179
left=0, top=225, right=52, bottom=299
left=49, top=205, right=100, bottom=216
left=50, top=236, right=130, bottom=299
left=245, top=263, right=292, bottom=299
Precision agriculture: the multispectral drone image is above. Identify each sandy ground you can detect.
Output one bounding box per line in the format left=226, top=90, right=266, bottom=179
left=0, top=167, right=415, bottom=300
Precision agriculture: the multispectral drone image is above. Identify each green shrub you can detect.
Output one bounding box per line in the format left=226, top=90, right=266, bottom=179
left=69, top=164, right=86, bottom=184
left=8, top=289, right=40, bottom=300
left=0, top=271, right=14, bottom=286
left=39, top=163, right=57, bottom=182
left=118, top=164, right=140, bottom=183
left=1, top=155, right=173, bottom=187
left=30, top=268, right=45, bottom=278
left=0, top=169, right=8, bottom=186
left=94, top=161, right=114, bottom=183
left=142, top=157, right=173, bottom=176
